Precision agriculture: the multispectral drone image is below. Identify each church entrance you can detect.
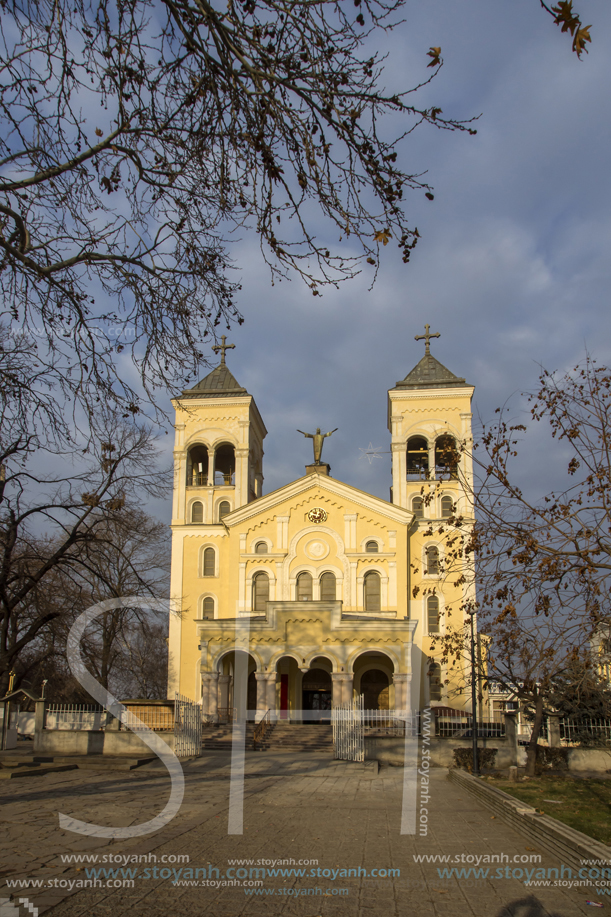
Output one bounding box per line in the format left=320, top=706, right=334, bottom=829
left=360, top=669, right=390, bottom=710
left=302, top=668, right=332, bottom=722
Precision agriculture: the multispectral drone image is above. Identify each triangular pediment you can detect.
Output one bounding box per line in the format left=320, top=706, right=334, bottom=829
left=224, top=472, right=413, bottom=526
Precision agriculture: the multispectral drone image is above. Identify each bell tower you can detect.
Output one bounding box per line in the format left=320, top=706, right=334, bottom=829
left=171, top=338, right=267, bottom=526
left=387, top=326, right=474, bottom=520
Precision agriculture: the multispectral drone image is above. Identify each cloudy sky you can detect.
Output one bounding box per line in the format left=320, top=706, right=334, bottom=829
left=152, top=0, right=610, bottom=515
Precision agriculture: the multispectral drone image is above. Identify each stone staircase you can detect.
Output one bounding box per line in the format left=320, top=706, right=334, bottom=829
left=201, top=722, right=333, bottom=754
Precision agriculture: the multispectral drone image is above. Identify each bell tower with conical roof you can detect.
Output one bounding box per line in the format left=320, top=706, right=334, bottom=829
left=171, top=338, right=267, bottom=526
left=387, top=326, right=474, bottom=517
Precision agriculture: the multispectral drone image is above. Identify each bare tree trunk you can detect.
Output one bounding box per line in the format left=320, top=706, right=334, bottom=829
left=525, top=694, right=545, bottom=777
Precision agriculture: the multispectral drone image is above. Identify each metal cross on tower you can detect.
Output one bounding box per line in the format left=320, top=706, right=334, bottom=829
left=414, top=324, right=440, bottom=355
left=212, top=335, right=235, bottom=364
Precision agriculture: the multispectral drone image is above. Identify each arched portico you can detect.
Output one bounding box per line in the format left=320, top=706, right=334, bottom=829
left=352, top=650, right=396, bottom=710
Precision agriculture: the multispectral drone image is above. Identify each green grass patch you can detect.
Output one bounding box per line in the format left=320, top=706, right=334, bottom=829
left=491, top=775, right=611, bottom=846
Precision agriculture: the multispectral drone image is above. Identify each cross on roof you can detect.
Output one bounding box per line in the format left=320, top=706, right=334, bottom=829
left=414, top=324, right=440, bottom=355
left=212, top=335, right=235, bottom=365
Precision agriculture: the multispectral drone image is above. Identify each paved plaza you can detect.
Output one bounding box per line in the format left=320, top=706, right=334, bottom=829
left=0, top=753, right=605, bottom=916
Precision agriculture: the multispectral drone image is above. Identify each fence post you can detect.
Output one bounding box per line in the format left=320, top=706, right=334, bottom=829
left=547, top=714, right=560, bottom=748
left=504, top=712, right=518, bottom=766
left=34, top=700, right=47, bottom=734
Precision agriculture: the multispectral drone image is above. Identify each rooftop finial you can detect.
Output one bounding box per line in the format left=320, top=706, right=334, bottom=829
left=212, top=334, right=235, bottom=365
left=415, top=323, right=440, bottom=356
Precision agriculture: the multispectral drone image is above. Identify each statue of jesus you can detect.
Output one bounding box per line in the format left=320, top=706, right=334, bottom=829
left=297, top=427, right=338, bottom=465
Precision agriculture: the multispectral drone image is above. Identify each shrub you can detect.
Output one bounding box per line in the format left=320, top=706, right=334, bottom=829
left=453, top=747, right=498, bottom=772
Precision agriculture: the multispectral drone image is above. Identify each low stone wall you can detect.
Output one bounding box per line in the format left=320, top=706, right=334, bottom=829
left=365, top=735, right=513, bottom=768
left=34, top=730, right=174, bottom=756
left=449, top=768, right=611, bottom=870
left=367, top=735, right=611, bottom=773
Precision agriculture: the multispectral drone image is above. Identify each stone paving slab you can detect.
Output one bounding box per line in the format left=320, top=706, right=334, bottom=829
left=0, top=755, right=607, bottom=916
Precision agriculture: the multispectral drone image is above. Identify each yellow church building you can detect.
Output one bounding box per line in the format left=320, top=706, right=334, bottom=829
left=167, top=328, right=476, bottom=722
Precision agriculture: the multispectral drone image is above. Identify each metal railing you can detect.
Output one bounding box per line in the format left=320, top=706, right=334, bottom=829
left=434, top=711, right=505, bottom=738
left=253, top=709, right=273, bottom=750
left=45, top=704, right=106, bottom=731
left=560, top=716, right=611, bottom=746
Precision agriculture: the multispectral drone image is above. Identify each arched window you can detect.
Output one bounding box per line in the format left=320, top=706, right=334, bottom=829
left=427, top=595, right=439, bottom=633
left=406, top=436, right=429, bottom=480
left=218, top=501, right=231, bottom=521
left=252, top=572, right=269, bottom=613
left=215, top=443, right=236, bottom=485
left=320, top=572, right=336, bottom=601
left=426, top=545, right=439, bottom=575
left=435, top=435, right=459, bottom=480
left=365, top=540, right=379, bottom=553
left=191, top=501, right=203, bottom=524
left=364, top=571, right=381, bottom=613
left=296, top=572, right=313, bottom=601
left=203, top=547, right=215, bottom=577
left=255, top=541, right=268, bottom=554
left=202, top=597, right=214, bottom=618
left=441, top=495, right=453, bottom=518
left=428, top=662, right=442, bottom=701
left=187, top=444, right=208, bottom=486
left=412, top=497, right=424, bottom=519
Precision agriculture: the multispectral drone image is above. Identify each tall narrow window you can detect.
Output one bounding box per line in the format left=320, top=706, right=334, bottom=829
left=191, top=501, right=203, bottom=524
left=426, top=546, right=439, bottom=575
left=364, top=571, right=381, bottom=612
left=320, top=572, right=336, bottom=601
left=252, top=572, right=269, bottom=613
left=202, top=597, right=214, bottom=618
left=441, top=495, right=453, bottom=518
left=187, top=445, right=208, bottom=486
left=214, top=442, right=236, bottom=485
left=406, top=436, right=429, bottom=479
left=412, top=497, right=424, bottom=519
left=365, top=540, right=379, bottom=553
left=218, top=501, right=231, bottom=521
left=428, top=663, right=442, bottom=701
left=435, top=435, right=459, bottom=480
left=203, top=547, right=215, bottom=577
left=427, top=595, right=440, bottom=633
left=255, top=541, right=268, bottom=554
left=296, top=572, right=313, bottom=601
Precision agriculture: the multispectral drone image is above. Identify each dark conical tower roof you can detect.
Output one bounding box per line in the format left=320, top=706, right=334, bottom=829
left=391, top=324, right=469, bottom=390
left=181, top=335, right=248, bottom=398
left=393, top=353, right=468, bottom=390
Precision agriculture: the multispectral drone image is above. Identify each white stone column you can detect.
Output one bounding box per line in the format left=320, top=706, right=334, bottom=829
left=255, top=673, right=268, bottom=722
left=266, top=673, right=278, bottom=720
left=235, top=446, right=249, bottom=509
left=392, top=674, right=410, bottom=715
left=391, top=440, right=406, bottom=508
left=172, top=450, right=187, bottom=523
left=331, top=672, right=343, bottom=708
left=218, top=674, right=231, bottom=715
left=204, top=673, right=219, bottom=721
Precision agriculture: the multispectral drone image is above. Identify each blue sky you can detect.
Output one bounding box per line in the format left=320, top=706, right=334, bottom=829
left=148, top=0, right=610, bottom=514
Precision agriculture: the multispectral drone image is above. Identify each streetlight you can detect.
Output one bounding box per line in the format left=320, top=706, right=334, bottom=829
left=467, top=609, right=479, bottom=776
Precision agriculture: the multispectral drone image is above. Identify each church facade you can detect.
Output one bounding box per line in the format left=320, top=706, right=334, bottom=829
left=167, top=331, right=476, bottom=721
